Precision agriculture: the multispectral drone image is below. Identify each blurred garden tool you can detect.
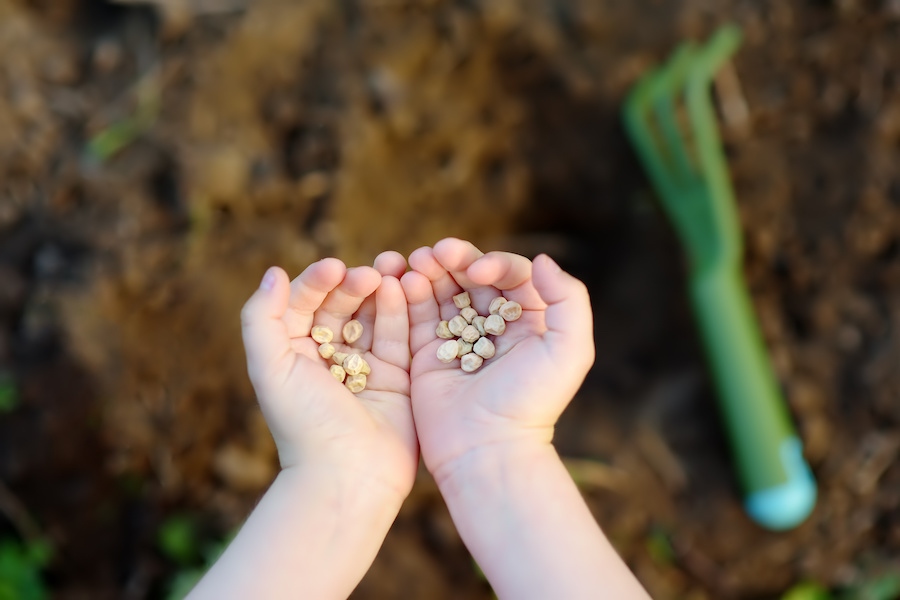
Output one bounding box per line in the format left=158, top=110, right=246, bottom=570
left=622, top=25, right=817, bottom=530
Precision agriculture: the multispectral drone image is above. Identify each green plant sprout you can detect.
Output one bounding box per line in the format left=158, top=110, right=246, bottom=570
left=0, top=538, right=52, bottom=600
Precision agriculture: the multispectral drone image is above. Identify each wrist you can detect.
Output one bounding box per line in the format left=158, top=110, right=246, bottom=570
left=432, top=438, right=559, bottom=499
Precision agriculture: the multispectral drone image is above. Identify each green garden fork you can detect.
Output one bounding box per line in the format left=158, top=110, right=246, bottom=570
left=622, top=25, right=816, bottom=530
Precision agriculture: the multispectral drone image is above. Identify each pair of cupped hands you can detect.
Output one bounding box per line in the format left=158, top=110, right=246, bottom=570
left=240, top=238, right=595, bottom=501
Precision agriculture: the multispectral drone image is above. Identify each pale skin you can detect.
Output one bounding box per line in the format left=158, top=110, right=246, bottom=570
left=189, top=238, right=650, bottom=599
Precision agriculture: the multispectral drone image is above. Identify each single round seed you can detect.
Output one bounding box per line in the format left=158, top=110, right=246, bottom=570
left=318, top=342, right=335, bottom=359
left=359, top=357, right=371, bottom=375
left=472, top=315, right=487, bottom=336
left=473, top=337, right=495, bottom=359
left=460, top=307, right=478, bottom=324
left=457, top=339, right=473, bottom=357
left=437, top=339, right=460, bottom=363
left=461, top=325, right=480, bottom=343
left=436, top=320, right=455, bottom=339
left=342, top=319, right=364, bottom=344
left=488, top=296, right=508, bottom=315
left=453, top=291, right=471, bottom=309
left=343, top=353, right=365, bottom=375
left=484, top=314, right=506, bottom=335
left=460, top=352, right=484, bottom=372
left=498, top=301, right=523, bottom=322
left=330, top=364, right=346, bottom=383
left=332, top=351, right=349, bottom=366
left=448, top=315, right=468, bottom=336
left=346, top=373, right=366, bottom=393
left=311, top=325, right=334, bottom=344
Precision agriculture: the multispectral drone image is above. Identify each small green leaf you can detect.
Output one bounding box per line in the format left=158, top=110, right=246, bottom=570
left=158, top=516, right=199, bottom=566
left=782, top=582, right=831, bottom=600
left=0, top=376, right=18, bottom=414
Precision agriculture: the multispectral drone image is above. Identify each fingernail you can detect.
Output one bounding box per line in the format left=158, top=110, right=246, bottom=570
left=540, top=254, right=562, bottom=272
left=260, top=268, right=277, bottom=291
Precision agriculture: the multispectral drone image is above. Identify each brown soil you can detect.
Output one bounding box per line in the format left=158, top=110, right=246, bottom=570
left=1, top=0, right=898, bottom=598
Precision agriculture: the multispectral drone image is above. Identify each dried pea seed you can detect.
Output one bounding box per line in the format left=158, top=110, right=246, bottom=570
left=488, top=297, right=507, bottom=315
left=473, top=337, right=495, bottom=359
left=343, top=353, right=365, bottom=376
left=448, top=315, right=468, bottom=336
left=498, top=301, right=523, bottom=322
left=484, top=314, right=506, bottom=335
left=457, top=339, right=473, bottom=357
left=436, top=320, right=455, bottom=339
left=332, top=351, right=349, bottom=366
left=345, top=373, right=366, bottom=393
left=453, top=291, right=471, bottom=309
left=311, top=325, right=333, bottom=344
left=460, top=352, right=484, bottom=372
left=460, top=307, right=478, bottom=324
left=437, top=340, right=460, bottom=363
left=472, top=315, right=486, bottom=336
left=461, top=325, right=480, bottom=343
left=330, top=364, right=346, bottom=383
left=318, top=343, right=335, bottom=359
left=342, top=319, right=364, bottom=344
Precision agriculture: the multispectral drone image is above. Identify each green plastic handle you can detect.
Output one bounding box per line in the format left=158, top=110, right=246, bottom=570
left=691, top=266, right=816, bottom=529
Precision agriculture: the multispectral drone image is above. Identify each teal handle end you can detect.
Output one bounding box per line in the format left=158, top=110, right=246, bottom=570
left=744, top=437, right=817, bottom=530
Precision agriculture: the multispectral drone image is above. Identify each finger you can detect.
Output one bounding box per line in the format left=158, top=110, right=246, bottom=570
left=531, top=254, right=595, bottom=375
left=408, top=245, right=463, bottom=321
left=467, top=251, right=548, bottom=310
left=241, top=267, right=293, bottom=391
left=373, top=250, right=408, bottom=279
left=371, top=276, right=410, bottom=370
left=314, top=266, right=382, bottom=344
left=356, top=251, right=410, bottom=349
left=283, top=258, right=347, bottom=338
left=401, top=270, right=441, bottom=355
left=432, top=237, right=497, bottom=312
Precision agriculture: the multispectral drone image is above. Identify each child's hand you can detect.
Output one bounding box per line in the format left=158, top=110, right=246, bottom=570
left=240, top=252, right=418, bottom=499
left=400, top=238, right=594, bottom=482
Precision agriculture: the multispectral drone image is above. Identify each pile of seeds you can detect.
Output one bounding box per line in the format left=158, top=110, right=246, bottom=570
left=435, top=291, right=522, bottom=372
left=311, top=320, right=370, bottom=393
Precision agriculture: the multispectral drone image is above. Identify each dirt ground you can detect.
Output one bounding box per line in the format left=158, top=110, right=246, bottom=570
left=1, top=0, right=899, bottom=598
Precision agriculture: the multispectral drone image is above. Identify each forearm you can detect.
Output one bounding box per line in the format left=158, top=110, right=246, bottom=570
left=436, top=443, right=650, bottom=600
left=188, top=464, right=403, bottom=599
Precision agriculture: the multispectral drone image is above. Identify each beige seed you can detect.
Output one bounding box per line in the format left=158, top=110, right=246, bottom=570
left=457, top=339, right=473, bottom=358
left=343, top=353, right=365, bottom=376
left=460, top=352, right=484, bottom=372
left=453, top=291, right=471, bottom=309
left=448, top=315, right=468, bottom=336
left=436, top=320, right=454, bottom=339
left=318, top=343, right=335, bottom=359
left=437, top=339, right=460, bottom=363
left=484, top=314, right=506, bottom=335
left=473, top=337, right=495, bottom=359
left=460, top=307, right=478, bottom=324
left=311, top=325, right=333, bottom=344
left=332, top=351, right=349, bottom=366
left=461, top=325, right=480, bottom=343
left=472, top=315, right=486, bottom=336
left=360, top=358, right=371, bottom=375
left=345, top=373, right=366, bottom=393
left=498, top=301, right=523, bottom=322
left=330, top=364, right=346, bottom=383
left=488, top=296, right=508, bottom=315
left=342, top=319, right=364, bottom=344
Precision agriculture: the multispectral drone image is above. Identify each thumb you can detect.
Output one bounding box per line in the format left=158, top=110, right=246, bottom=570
left=531, top=254, right=595, bottom=375
left=241, top=267, right=292, bottom=391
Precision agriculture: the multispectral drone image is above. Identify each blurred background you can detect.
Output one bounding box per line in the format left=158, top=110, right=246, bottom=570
left=1, top=0, right=899, bottom=598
